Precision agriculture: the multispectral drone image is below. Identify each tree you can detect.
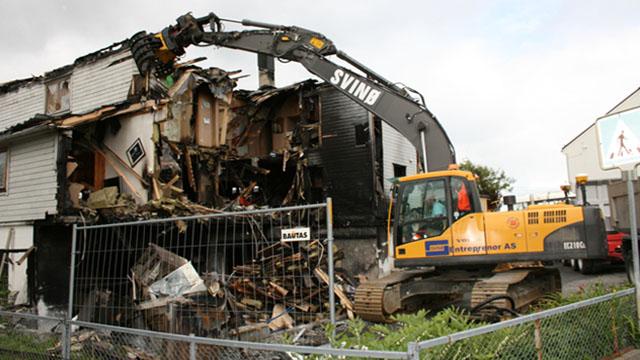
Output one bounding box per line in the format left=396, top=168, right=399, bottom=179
left=459, top=160, right=515, bottom=211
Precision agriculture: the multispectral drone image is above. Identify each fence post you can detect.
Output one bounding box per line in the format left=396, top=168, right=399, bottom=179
left=534, top=319, right=543, bottom=360
left=190, top=333, right=197, bottom=360
left=326, top=197, right=336, bottom=330
left=61, top=319, right=70, bottom=360
left=611, top=300, right=620, bottom=355
left=625, top=169, right=640, bottom=326
left=65, top=224, right=78, bottom=360
left=407, top=342, right=420, bottom=360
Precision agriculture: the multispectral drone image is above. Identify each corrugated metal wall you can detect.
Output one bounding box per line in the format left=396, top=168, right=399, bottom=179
left=381, top=122, right=417, bottom=192
left=0, top=130, right=58, bottom=222
left=0, top=83, right=45, bottom=132
left=70, top=50, right=138, bottom=114
left=314, top=87, right=376, bottom=225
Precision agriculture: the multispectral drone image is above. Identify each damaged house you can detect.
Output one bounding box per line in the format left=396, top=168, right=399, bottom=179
left=0, top=39, right=420, bottom=317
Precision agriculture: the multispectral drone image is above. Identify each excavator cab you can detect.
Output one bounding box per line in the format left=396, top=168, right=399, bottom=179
left=395, top=171, right=481, bottom=246
left=389, top=169, right=608, bottom=268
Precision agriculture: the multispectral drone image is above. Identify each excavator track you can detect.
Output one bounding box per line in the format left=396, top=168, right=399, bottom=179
left=470, top=268, right=561, bottom=319
left=354, top=267, right=561, bottom=322
left=354, top=269, right=433, bottom=322
left=354, top=282, right=387, bottom=322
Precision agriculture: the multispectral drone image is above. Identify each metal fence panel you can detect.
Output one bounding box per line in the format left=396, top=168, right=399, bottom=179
left=417, top=288, right=638, bottom=359
left=0, top=311, right=64, bottom=360
left=0, top=290, right=637, bottom=359
left=69, top=203, right=338, bottom=342
left=69, top=320, right=410, bottom=360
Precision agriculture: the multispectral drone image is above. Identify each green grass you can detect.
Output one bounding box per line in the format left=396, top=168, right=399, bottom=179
left=319, top=283, right=637, bottom=359
left=0, top=329, right=58, bottom=360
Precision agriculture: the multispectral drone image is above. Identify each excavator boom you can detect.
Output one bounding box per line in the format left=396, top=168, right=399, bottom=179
left=130, top=12, right=455, bottom=171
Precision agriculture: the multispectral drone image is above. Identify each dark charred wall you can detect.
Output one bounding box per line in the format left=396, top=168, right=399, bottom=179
left=310, top=87, right=381, bottom=231
left=32, top=223, right=71, bottom=307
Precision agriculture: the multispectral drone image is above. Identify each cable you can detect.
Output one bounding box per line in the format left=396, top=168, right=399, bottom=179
left=470, top=294, right=519, bottom=316
left=475, top=305, right=521, bottom=318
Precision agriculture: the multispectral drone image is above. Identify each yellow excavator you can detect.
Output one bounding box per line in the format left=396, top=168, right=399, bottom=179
left=355, top=167, right=606, bottom=321
left=129, top=13, right=608, bottom=322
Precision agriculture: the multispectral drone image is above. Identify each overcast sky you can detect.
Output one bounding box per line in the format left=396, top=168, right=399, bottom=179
left=2, top=0, right=639, bottom=195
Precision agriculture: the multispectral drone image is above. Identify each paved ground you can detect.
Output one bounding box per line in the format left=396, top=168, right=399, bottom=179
left=556, top=262, right=628, bottom=295
left=616, top=349, right=640, bottom=359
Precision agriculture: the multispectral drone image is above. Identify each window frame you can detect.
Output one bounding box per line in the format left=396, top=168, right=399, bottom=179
left=450, top=176, right=481, bottom=217
left=45, top=75, right=71, bottom=115
left=394, top=176, right=454, bottom=245
left=392, top=163, right=407, bottom=178
left=0, top=147, right=8, bottom=194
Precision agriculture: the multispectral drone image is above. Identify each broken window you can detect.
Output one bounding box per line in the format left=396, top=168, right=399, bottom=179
left=45, top=77, right=71, bottom=114
left=355, top=122, right=369, bottom=146
left=0, top=149, right=7, bottom=193
left=393, top=163, right=407, bottom=178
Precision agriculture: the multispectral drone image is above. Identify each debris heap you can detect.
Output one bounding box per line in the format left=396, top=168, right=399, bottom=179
left=128, top=240, right=352, bottom=340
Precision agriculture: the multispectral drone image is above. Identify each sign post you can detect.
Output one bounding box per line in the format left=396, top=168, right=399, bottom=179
left=625, top=170, right=640, bottom=292
left=596, top=107, right=640, bottom=324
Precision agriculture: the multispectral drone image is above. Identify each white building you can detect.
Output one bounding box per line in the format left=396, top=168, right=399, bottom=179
left=562, top=86, right=640, bottom=229
left=0, top=44, right=139, bottom=308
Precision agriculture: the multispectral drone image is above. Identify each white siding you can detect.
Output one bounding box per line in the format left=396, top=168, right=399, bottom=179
left=608, top=87, right=640, bottom=115
left=0, top=131, right=58, bottom=223
left=103, top=112, right=155, bottom=203
left=0, top=82, right=45, bottom=132
left=70, top=50, right=138, bottom=114
left=381, top=122, right=417, bottom=192
left=562, top=124, right=622, bottom=183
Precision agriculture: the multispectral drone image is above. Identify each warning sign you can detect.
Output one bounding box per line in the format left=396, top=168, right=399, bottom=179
left=596, top=107, right=640, bottom=170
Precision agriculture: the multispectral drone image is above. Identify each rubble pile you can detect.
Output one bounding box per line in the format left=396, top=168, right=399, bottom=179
left=58, top=65, right=324, bottom=225
left=227, top=239, right=352, bottom=328
left=82, top=239, right=356, bottom=341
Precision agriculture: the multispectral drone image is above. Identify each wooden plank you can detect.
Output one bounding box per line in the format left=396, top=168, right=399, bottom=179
left=268, top=304, right=294, bottom=331
left=93, top=144, right=149, bottom=186
left=269, top=281, right=289, bottom=297
left=151, top=177, right=162, bottom=201
left=0, top=228, right=14, bottom=278
left=93, top=151, right=105, bottom=190
left=15, top=246, right=35, bottom=266
left=183, top=147, right=196, bottom=190
left=314, top=267, right=354, bottom=314
left=98, top=147, right=142, bottom=199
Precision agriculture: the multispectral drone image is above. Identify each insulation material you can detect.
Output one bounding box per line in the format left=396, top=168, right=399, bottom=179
left=148, top=262, right=205, bottom=298
left=45, top=77, right=71, bottom=114
left=195, top=91, right=232, bottom=148
left=272, top=96, right=301, bottom=153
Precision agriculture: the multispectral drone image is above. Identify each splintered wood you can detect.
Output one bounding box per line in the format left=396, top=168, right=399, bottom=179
left=127, top=239, right=350, bottom=340
left=228, top=239, right=352, bottom=330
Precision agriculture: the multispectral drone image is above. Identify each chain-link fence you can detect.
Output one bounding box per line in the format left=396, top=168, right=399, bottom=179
left=67, top=319, right=409, bottom=360
left=0, top=289, right=638, bottom=359
left=70, top=202, right=340, bottom=341
left=0, top=310, right=65, bottom=359
left=415, top=287, right=638, bottom=359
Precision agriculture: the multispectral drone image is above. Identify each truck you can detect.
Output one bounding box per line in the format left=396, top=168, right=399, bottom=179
left=607, top=179, right=640, bottom=282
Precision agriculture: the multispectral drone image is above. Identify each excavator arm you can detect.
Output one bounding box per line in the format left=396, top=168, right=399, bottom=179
left=130, top=13, right=455, bottom=171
